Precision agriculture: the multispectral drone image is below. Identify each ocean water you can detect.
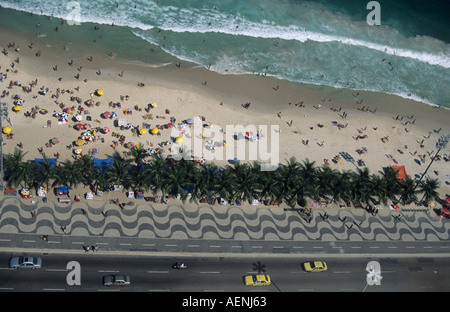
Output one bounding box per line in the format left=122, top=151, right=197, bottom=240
left=0, top=0, right=449, bottom=107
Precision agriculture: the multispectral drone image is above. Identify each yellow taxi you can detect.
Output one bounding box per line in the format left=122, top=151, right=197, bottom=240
left=244, top=274, right=271, bottom=286
left=302, top=261, right=327, bottom=272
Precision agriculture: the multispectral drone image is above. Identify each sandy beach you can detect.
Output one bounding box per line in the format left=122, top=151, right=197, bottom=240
left=0, top=22, right=449, bottom=207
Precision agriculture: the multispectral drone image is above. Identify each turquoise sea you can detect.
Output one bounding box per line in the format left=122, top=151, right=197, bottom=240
left=0, top=0, right=449, bottom=107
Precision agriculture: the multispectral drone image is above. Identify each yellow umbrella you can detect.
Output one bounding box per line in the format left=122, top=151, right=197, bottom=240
left=175, top=137, right=183, bottom=144
left=151, top=127, right=159, bottom=134
left=139, top=128, right=147, bottom=135
left=75, top=139, right=84, bottom=146
left=13, top=105, right=21, bottom=112
left=2, top=126, right=11, bottom=134
left=74, top=149, right=82, bottom=155
left=96, top=89, right=104, bottom=96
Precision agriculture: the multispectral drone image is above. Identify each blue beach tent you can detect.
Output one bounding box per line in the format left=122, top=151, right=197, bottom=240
left=34, top=158, right=57, bottom=170
left=93, top=157, right=114, bottom=172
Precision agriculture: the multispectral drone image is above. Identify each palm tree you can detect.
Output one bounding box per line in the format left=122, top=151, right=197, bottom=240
left=369, top=174, right=389, bottom=206
left=130, top=145, right=149, bottom=169
left=298, top=158, right=317, bottom=184
left=230, top=162, right=259, bottom=202
left=329, top=170, right=353, bottom=206
left=203, top=162, right=220, bottom=187
left=380, top=166, right=402, bottom=200
left=257, top=170, right=282, bottom=202
left=315, top=166, right=338, bottom=201
left=53, top=159, right=84, bottom=189
left=285, top=177, right=308, bottom=207
left=184, top=167, right=212, bottom=202
left=109, top=156, right=132, bottom=187
left=397, top=176, right=417, bottom=205
left=131, top=166, right=152, bottom=191
left=33, top=157, right=57, bottom=189
left=417, top=177, right=440, bottom=206
left=9, top=160, right=33, bottom=188
left=352, top=167, right=372, bottom=205
left=90, top=169, right=109, bottom=193
left=213, top=167, right=237, bottom=201
left=4, top=148, right=28, bottom=187
left=77, top=156, right=96, bottom=186
left=277, top=157, right=300, bottom=200
left=148, top=154, right=168, bottom=194
left=162, top=163, right=188, bottom=198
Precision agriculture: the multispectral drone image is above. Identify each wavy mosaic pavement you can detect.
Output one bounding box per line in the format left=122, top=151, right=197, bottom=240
left=0, top=197, right=449, bottom=241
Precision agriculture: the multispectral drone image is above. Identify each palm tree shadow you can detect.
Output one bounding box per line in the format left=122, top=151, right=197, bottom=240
left=252, top=261, right=266, bottom=274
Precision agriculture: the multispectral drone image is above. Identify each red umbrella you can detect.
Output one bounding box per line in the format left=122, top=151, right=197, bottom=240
left=75, top=124, right=84, bottom=130
left=102, top=112, right=111, bottom=119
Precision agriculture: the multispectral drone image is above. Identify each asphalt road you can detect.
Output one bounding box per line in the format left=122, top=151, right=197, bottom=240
left=0, top=252, right=448, bottom=292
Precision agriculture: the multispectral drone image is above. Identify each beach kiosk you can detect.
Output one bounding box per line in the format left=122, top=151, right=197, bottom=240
left=56, top=186, right=69, bottom=195
left=56, top=186, right=70, bottom=203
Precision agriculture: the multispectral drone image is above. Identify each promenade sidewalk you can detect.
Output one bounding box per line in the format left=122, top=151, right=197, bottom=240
left=1, top=195, right=448, bottom=246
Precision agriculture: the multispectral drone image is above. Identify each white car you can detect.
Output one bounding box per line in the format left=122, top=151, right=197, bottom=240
left=103, top=275, right=131, bottom=286
left=9, top=257, right=42, bottom=269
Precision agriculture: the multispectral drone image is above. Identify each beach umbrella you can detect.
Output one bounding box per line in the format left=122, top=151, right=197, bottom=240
left=74, top=149, right=82, bottom=155
left=175, top=137, right=183, bottom=144
left=186, top=118, right=193, bottom=124
left=75, top=124, right=84, bottom=130
left=151, top=127, right=159, bottom=134
left=75, top=114, right=82, bottom=121
left=40, top=109, right=48, bottom=115
left=13, top=105, right=21, bottom=112
left=50, top=138, right=59, bottom=145
left=96, top=89, right=104, bottom=96
left=139, top=128, right=147, bottom=135
left=2, top=126, right=12, bottom=134
left=75, top=139, right=84, bottom=146
left=102, top=127, right=110, bottom=133
left=102, top=111, right=111, bottom=119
